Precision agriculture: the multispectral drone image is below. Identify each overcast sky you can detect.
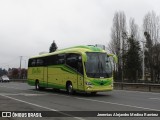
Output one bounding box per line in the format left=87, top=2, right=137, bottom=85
left=0, top=0, right=160, bottom=69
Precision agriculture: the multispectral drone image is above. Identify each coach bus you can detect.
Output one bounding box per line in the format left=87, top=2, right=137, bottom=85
left=27, top=45, right=116, bottom=95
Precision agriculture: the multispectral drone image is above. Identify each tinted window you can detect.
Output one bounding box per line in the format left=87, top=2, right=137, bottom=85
left=66, top=54, right=78, bottom=70
left=28, top=59, right=36, bottom=67
left=46, top=54, right=65, bottom=66
left=28, top=58, right=45, bottom=67
left=37, top=59, right=44, bottom=66
left=66, top=54, right=83, bottom=74
left=57, top=54, right=65, bottom=64
left=46, top=55, right=58, bottom=65
left=77, top=56, right=83, bottom=75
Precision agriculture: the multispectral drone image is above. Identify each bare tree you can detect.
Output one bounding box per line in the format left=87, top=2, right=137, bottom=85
left=108, top=11, right=127, bottom=81
left=143, top=11, right=160, bottom=44
left=129, top=18, right=140, bottom=41
left=143, top=11, right=160, bottom=82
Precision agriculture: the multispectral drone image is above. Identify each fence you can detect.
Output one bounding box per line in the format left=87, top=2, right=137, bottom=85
left=114, top=82, right=160, bottom=92
left=9, top=79, right=27, bottom=83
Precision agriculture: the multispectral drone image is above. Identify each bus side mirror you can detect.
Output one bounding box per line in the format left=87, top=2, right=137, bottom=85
left=113, top=55, right=118, bottom=63
left=78, top=56, right=82, bottom=62
left=108, top=54, right=118, bottom=63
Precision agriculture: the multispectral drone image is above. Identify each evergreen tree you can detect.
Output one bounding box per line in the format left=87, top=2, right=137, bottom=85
left=124, top=36, right=141, bottom=82
left=49, top=40, right=58, bottom=53
left=0, top=68, right=7, bottom=76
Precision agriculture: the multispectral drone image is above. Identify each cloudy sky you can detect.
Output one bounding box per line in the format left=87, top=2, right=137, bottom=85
left=0, top=0, right=160, bottom=69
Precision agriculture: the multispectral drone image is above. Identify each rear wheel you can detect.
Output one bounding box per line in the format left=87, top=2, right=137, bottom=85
left=35, top=81, right=40, bottom=90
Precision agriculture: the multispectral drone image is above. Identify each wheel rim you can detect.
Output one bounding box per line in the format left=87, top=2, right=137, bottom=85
left=36, top=82, right=39, bottom=90
left=68, top=84, right=73, bottom=94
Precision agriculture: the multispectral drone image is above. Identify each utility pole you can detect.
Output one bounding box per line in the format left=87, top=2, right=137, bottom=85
left=122, top=32, right=127, bottom=83
left=19, top=56, right=22, bottom=78
left=141, top=41, right=145, bottom=81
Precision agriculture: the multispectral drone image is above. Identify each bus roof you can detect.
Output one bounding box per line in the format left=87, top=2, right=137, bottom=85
left=30, top=45, right=107, bottom=59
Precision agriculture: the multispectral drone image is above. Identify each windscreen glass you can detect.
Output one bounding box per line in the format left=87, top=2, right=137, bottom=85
left=85, top=52, right=112, bottom=78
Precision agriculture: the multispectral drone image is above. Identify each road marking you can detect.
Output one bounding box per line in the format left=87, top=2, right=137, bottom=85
left=149, top=98, right=160, bottom=100
left=0, top=85, right=29, bottom=90
left=23, top=94, right=45, bottom=96
left=74, top=97, right=160, bottom=111
left=115, top=89, right=160, bottom=95
left=24, top=91, right=160, bottom=111
left=34, top=92, right=160, bottom=111
left=0, top=93, right=46, bottom=96
left=1, top=83, right=160, bottom=112
left=0, top=94, right=85, bottom=120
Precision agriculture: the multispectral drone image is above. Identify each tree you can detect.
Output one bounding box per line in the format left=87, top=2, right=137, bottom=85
left=0, top=68, right=7, bottom=76
left=11, top=68, right=19, bottom=79
left=108, top=11, right=127, bottom=81
left=152, top=43, right=160, bottom=83
left=143, top=11, right=160, bottom=82
left=21, top=68, right=27, bottom=79
left=143, top=11, right=160, bottom=45
left=122, top=18, right=142, bottom=82
left=49, top=40, right=58, bottom=53
left=124, top=36, right=141, bottom=82
left=129, top=18, right=140, bottom=41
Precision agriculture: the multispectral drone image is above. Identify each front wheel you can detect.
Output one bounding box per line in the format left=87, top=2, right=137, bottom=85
left=67, top=83, right=74, bottom=95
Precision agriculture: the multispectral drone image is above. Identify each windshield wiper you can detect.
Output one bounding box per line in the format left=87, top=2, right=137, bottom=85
left=100, top=62, right=104, bottom=73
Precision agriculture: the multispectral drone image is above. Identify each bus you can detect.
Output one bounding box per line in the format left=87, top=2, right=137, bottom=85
left=27, top=45, right=115, bottom=95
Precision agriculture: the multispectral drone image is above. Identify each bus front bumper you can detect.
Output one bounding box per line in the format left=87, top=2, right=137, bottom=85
left=85, top=85, right=113, bottom=92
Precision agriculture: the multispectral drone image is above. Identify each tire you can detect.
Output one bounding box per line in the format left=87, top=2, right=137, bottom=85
left=35, top=81, right=40, bottom=90
left=67, top=83, right=74, bottom=95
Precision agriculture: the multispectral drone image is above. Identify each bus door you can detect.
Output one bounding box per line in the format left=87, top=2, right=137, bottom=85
left=36, top=58, right=46, bottom=87
left=77, top=56, right=84, bottom=91
left=66, top=53, right=84, bottom=90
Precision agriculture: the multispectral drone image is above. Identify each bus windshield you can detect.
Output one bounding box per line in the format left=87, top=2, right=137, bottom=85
left=85, top=52, right=112, bottom=78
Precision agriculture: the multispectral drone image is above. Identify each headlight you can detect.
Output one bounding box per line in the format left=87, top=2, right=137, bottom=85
left=86, top=82, right=92, bottom=85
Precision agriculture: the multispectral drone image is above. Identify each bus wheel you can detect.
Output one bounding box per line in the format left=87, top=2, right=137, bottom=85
left=35, top=81, right=40, bottom=90
left=67, top=83, right=74, bottom=95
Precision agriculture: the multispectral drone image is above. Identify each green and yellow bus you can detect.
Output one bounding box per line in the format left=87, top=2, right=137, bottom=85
left=27, top=45, right=115, bottom=94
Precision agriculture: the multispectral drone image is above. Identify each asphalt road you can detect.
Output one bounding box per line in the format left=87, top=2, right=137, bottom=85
left=0, top=82, right=160, bottom=120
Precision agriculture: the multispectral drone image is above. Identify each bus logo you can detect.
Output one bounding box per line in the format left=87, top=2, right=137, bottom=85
left=100, top=81, right=104, bottom=85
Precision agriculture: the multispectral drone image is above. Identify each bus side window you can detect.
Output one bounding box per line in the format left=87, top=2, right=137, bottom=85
left=46, top=55, right=58, bottom=66
left=28, top=59, right=32, bottom=67
left=37, top=59, right=44, bottom=66
left=66, top=54, right=78, bottom=71
left=66, top=54, right=83, bottom=75
left=57, top=54, right=65, bottom=64
left=77, top=56, right=83, bottom=75
left=29, top=59, right=36, bottom=67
